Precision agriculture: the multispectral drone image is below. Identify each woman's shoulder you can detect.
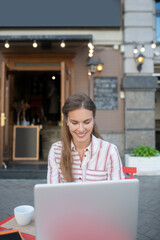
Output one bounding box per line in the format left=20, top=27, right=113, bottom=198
left=93, top=135, right=117, bottom=150
left=50, top=141, right=62, bottom=150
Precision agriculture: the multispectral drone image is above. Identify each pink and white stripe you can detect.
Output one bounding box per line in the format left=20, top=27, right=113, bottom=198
left=47, top=135, right=125, bottom=184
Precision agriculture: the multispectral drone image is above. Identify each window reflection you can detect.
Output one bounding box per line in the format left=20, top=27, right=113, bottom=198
left=156, top=1, right=160, bottom=43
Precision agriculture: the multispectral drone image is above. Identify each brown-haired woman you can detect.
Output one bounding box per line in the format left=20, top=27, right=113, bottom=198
left=47, top=92, right=124, bottom=183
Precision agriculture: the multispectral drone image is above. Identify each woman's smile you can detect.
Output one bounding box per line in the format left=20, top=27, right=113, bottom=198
left=75, top=132, right=87, bottom=138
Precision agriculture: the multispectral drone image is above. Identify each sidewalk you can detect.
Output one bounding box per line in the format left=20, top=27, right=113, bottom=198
left=0, top=176, right=160, bottom=240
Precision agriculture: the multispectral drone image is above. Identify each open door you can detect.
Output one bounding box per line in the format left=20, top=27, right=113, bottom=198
left=0, top=62, right=11, bottom=167
left=61, top=62, right=71, bottom=121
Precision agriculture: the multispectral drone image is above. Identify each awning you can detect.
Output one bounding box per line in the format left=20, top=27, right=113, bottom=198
left=0, top=0, right=121, bottom=28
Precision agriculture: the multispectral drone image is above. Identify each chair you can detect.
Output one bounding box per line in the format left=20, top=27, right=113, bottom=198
left=122, top=166, right=137, bottom=179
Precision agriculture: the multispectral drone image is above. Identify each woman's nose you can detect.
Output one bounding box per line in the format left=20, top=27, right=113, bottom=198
left=78, top=123, right=84, bottom=131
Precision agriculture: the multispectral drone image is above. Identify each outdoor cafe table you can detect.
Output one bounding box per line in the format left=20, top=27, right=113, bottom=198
left=0, top=216, right=35, bottom=240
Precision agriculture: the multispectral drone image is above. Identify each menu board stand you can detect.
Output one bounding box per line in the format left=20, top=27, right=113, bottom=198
left=13, top=125, right=39, bottom=160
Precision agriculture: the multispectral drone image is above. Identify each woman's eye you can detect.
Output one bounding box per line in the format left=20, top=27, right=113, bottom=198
left=84, top=121, right=91, bottom=124
left=71, top=122, right=78, bottom=125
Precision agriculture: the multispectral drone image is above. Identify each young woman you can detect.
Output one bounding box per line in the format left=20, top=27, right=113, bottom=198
left=47, top=92, right=124, bottom=183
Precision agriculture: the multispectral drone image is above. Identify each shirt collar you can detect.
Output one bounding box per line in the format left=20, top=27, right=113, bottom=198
left=71, top=141, right=76, bottom=151
left=91, top=134, right=100, bottom=154
left=71, top=140, right=91, bottom=152
left=71, top=135, right=99, bottom=153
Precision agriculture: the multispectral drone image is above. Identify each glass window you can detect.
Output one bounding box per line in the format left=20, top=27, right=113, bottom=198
left=156, top=1, right=160, bottom=43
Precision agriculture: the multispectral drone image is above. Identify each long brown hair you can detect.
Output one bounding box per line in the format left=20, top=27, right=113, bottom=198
left=60, top=92, right=102, bottom=182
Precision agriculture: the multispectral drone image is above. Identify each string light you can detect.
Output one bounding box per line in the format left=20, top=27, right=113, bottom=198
left=133, top=46, right=138, bottom=54
left=32, top=40, right=38, bottom=48
left=140, top=45, right=145, bottom=53
left=89, top=49, right=94, bottom=54
left=4, top=40, right=10, bottom=48
left=88, top=52, right=93, bottom=58
left=88, top=41, right=93, bottom=49
left=60, top=40, right=65, bottom=48
left=89, top=44, right=94, bottom=50
left=88, top=41, right=94, bottom=58
left=151, top=41, right=156, bottom=49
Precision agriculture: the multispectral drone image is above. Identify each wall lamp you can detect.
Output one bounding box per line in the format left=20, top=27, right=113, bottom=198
left=87, top=58, right=104, bottom=75
left=87, top=59, right=98, bottom=75
left=136, top=53, right=145, bottom=72
left=133, top=45, right=145, bottom=72
left=96, top=58, right=104, bottom=72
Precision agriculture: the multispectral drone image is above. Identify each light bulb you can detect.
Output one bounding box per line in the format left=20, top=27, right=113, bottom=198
left=4, top=41, right=10, bottom=49
left=90, top=45, right=94, bottom=50
left=33, top=40, right=38, bottom=48
left=89, top=49, right=94, bottom=54
left=97, top=64, right=103, bottom=72
left=138, top=57, right=144, bottom=63
left=151, top=41, right=156, bottom=49
left=140, top=45, right=145, bottom=53
left=88, top=41, right=93, bottom=48
left=52, top=76, right=56, bottom=80
left=88, top=52, right=93, bottom=58
left=133, top=47, right=138, bottom=54
left=137, top=53, right=144, bottom=63
left=60, top=40, right=65, bottom=48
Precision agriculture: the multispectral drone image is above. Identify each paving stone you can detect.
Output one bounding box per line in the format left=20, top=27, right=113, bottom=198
left=137, top=232, right=151, bottom=240
left=144, top=228, right=160, bottom=239
left=153, top=232, right=160, bottom=240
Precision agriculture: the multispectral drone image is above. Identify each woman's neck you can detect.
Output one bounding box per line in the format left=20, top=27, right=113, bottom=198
left=73, top=136, right=91, bottom=154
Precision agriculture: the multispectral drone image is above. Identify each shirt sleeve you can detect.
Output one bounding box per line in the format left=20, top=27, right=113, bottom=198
left=107, top=145, right=125, bottom=180
left=47, top=144, right=59, bottom=184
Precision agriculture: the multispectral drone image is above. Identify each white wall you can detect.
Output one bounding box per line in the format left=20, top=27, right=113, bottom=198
left=124, top=0, right=155, bottom=75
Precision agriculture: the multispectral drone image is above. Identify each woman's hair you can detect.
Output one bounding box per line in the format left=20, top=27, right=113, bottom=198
left=60, top=92, right=102, bottom=182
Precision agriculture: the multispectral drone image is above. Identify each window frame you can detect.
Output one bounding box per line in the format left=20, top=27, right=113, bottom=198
left=156, top=0, right=160, bottom=43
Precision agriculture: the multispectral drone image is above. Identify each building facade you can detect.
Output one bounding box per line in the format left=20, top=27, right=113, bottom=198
left=0, top=0, right=159, bottom=167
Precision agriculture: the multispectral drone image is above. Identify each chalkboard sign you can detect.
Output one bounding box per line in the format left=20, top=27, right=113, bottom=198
left=94, top=77, right=118, bottom=110
left=13, top=126, right=39, bottom=160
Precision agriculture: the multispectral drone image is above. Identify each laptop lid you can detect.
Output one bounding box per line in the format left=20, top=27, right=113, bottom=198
left=34, top=179, right=139, bottom=240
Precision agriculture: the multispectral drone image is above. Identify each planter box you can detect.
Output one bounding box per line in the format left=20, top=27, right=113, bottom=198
left=125, top=154, right=160, bottom=176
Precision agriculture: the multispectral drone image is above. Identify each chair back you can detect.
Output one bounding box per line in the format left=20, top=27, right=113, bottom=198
left=122, top=166, right=137, bottom=179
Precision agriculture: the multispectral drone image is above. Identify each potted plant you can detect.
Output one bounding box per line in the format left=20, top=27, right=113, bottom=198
left=125, top=145, right=160, bottom=175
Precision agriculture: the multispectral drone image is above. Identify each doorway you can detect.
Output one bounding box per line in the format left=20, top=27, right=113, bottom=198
left=13, top=70, right=62, bottom=160
left=0, top=54, right=74, bottom=165
left=13, top=71, right=61, bottom=126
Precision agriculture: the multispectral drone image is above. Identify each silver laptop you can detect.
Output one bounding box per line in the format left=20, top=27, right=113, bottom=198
left=34, top=179, right=139, bottom=240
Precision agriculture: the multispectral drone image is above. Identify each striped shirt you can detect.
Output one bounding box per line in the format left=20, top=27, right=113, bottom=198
left=47, top=135, right=125, bottom=183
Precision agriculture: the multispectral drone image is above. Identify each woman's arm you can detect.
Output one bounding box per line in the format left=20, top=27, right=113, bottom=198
left=47, top=144, right=60, bottom=184
left=107, top=145, right=125, bottom=180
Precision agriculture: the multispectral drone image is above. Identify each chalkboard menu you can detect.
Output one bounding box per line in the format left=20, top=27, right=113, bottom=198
left=94, top=77, right=118, bottom=110
left=13, top=126, right=39, bottom=160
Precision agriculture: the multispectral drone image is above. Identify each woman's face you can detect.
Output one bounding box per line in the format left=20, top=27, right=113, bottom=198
left=66, top=108, right=94, bottom=148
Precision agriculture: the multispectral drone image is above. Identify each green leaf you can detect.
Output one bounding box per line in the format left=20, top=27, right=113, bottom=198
left=130, top=145, right=160, bottom=157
